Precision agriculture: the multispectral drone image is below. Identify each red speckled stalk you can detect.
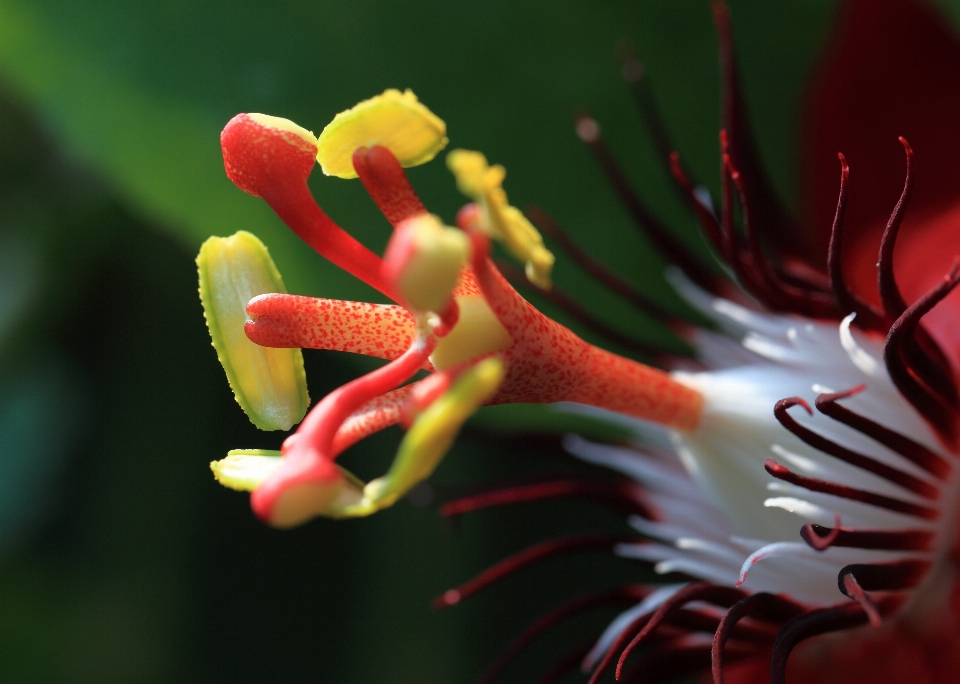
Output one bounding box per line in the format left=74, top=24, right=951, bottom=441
left=468, top=232, right=703, bottom=431
left=330, top=383, right=417, bottom=456
left=353, top=145, right=428, bottom=227
left=289, top=336, right=435, bottom=459
left=221, top=113, right=397, bottom=301
left=262, top=183, right=398, bottom=301
left=246, top=293, right=416, bottom=360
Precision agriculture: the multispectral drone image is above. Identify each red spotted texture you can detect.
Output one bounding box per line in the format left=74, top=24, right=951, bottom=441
left=452, top=266, right=482, bottom=297
left=469, top=237, right=703, bottom=430
left=221, top=113, right=317, bottom=198
left=330, top=384, right=416, bottom=456
left=246, top=293, right=416, bottom=361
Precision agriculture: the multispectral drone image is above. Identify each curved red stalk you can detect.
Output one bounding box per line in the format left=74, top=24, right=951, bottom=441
left=352, top=145, right=428, bottom=227
left=876, top=138, right=914, bottom=321
left=329, top=383, right=418, bottom=456
left=798, top=513, right=844, bottom=552
left=884, top=261, right=960, bottom=445
left=290, top=335, right=435, bottom=459
left=221, top=114, right=397, bottom=301
left=826, top=154, right=887, bottom=330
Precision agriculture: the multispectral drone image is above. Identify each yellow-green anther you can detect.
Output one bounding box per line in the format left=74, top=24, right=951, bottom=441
left=317, top=89, right=448, bottom=179
left=389, top=214, right=470, bottom=313
left=446, top=149, right=555, bottom=289
left=336, top=357, right=505, bottom=517
left=211, top=449, right=284, bottom=491
left=211, top=449, right=368, bottom=524
left=198, top=231, right=309, bottom=431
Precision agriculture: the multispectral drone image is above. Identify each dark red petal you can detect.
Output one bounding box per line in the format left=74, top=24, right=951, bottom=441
left=802, top=0, right=960, bottom=255
left=801, top=0, right=960, bottom=366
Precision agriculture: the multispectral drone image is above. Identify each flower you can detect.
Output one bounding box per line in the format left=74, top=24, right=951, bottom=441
left=197, top=0, right=960, bottom=682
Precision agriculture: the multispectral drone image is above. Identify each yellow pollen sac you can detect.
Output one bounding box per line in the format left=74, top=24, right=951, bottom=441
left=210, top=449, right=285, bottom=491
left=446, top=149, right=555, bottom=290
left=430, top=295, right=514, bottom=370
left=197, top=231, right=310, bottom=431
left=393, top=214, right=470, bottom=313
left=246, top=114, right=318, bottom=148
left=211, top=450, right=367, bottom=526
left=316, top=89, right=449, bottom=179
left=335, top=357, right=506, bottom=517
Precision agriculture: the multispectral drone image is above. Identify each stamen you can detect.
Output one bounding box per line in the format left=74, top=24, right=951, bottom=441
left=815, top=387, right=952, bottom=479
left=478, top=586, right=649, bottom=684
left=251, top=336, right=435, bottom=523
left=431, top=534, right=638, bottom=610
left=711, top=593, right=805, bottom=684
left=800, top=524, right=934, bottom=551
left=773, top=398, right=940, bottom=498
left=351, top=145, right=428, bottom=227
left=574, top=113, right=719, bottom=292
left=826, top=154, right=886, bottom=330
left=440, top=478, right=651, bottom=518
left=884, top=261, right=960, bottom=444
left=763, top=457, right=939, bottom=519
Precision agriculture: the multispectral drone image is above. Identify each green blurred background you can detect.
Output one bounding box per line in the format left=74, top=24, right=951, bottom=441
left=2, top=1, right=955, bottom=682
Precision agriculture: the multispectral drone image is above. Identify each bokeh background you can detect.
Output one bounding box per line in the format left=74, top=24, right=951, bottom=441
left=2, top=1, right=956, bottom=682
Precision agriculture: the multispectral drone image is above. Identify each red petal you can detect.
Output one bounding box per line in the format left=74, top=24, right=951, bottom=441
left=801, top=0, right=960, bottom=365
left=802, top=0, right=960, bottom=251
